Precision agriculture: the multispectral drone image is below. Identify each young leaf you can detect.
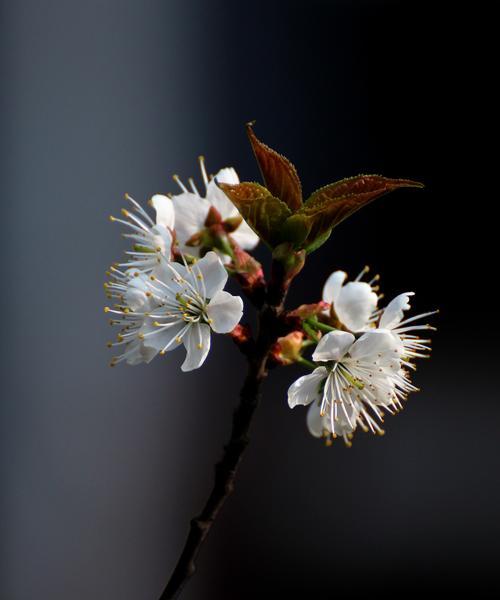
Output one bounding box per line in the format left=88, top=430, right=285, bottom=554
left=246, top=122, right=303, bottom=211
left=218, top=182, right=291, bottom=247
left=296, top=175, right=424, bottom=249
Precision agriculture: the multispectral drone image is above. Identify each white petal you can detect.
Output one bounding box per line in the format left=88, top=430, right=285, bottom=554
left=206, top=290, right=243, bottom=333
left=349, top=329, right=400, bottom=363
left=214, top=167, right=240, bottom=185
left=150, top=224, right=173, bottom=257
left=194, top=251, right=228, bottom=298
left=306, top=402, right=326, bottom=438
left=336, top=401, right=359, bottom=434
left=287, top=367, right=328, bottom=408
left=151, top=194, right=175, bottom=229
left=322, top=270, right=347, bottom=304
left=181, top=323, right=211, bottom=372
left=124, top=288, right=148, bottom=312
left=205, top=179, right=239, bottom=219
left=312, top=330, right=355, bottom=362
left=322, top=373, right=360, bottom=435
left=379, top=292, right=414, bottom=329
left=335, top=281, right=378, bottom=332
left=171, top=192, right=210, bottom=247
left=125, top=274, right=151, bottom=310
left=143, top=321, right=185, bottom=353
left=151, top=260, right=187, bottom=299
left=230, top=219, right=260, bottom=251
left=125, top=340, right=158, bottom=366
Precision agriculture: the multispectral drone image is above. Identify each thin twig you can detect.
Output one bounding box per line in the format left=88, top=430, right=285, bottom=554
left=159, top=264, right=289, bottom=600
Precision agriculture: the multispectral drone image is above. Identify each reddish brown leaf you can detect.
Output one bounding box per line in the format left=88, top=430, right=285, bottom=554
left=246, top=122, right=303, bottom=211
left=296, top=175, right=424, bottom=249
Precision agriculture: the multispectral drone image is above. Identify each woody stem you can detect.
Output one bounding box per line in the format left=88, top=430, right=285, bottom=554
left=158, top=261, right=289, bottom=600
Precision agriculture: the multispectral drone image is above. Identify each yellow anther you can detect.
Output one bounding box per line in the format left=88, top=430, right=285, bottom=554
left=197, top=274, right=203, bottom=280
left=109, top=215, right=116, bottom=222
left=106, top=342, right=113, bottom=348
left=117, top=335, right=124, bottom=342
left=197, top=343, right=203, bottom=350
left=138, top=333, right=144, bottom=340
left=121, top=208, right=129, bottom=217
left=159, top=350, right=166, bottom=355
left=104, top=307, right=110, bottom=313
left=175, top=337, right=182, bottom=344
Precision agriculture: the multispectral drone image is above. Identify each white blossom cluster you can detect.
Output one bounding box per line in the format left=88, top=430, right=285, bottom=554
left=104, top=159, right=435, bottom=445
left=104, top=159, right=257, bottom=371
left=288, top=268, right=436, bottom=445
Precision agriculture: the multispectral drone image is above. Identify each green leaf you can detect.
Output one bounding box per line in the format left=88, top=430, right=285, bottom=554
left=297, top=175, right=424, bottom=249
left=218, top=181, right=292, bottom=247
left=246, top=122, right=303, bottom=211
left=280, top=214, right=311, bottom=246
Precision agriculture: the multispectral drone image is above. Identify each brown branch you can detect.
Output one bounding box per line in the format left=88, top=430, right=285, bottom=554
left=158, top=262, right=289, bottom=600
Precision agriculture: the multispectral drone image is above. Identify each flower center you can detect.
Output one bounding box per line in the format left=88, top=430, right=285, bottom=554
left=176, top=291, right=206, bottom=323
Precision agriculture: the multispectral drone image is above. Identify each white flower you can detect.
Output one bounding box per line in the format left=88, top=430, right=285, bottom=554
left=106, top=251, right=243, bottom=372
left=105, top=269, right=159, bottom=365
left=322, top=266, right=380, bottom=332
left=171, top=157, right=259, bottom=261
left=377, top=292, right=437, bottom=365
left=109, top=193, right=175, bottom=273
left=288, top=329, right=417, bottom=445
left=306, top=400, right=357, bottom=447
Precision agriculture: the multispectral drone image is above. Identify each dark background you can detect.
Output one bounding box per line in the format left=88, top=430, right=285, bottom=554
left=1, top=1, right=495, bottom=599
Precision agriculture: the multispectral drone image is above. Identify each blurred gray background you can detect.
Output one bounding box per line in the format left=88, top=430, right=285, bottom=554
left=1, top=1, right=496, bottom=599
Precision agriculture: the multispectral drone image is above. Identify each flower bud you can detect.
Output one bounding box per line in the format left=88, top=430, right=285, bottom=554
left=271, top=331, right=304, bottom=365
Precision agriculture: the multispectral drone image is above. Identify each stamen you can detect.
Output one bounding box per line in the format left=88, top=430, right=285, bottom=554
left=198, top=155, right=209, bottom=188
left=354, top=265, right=370, bottom=281
left=173, top=174, right=188, bottom=193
